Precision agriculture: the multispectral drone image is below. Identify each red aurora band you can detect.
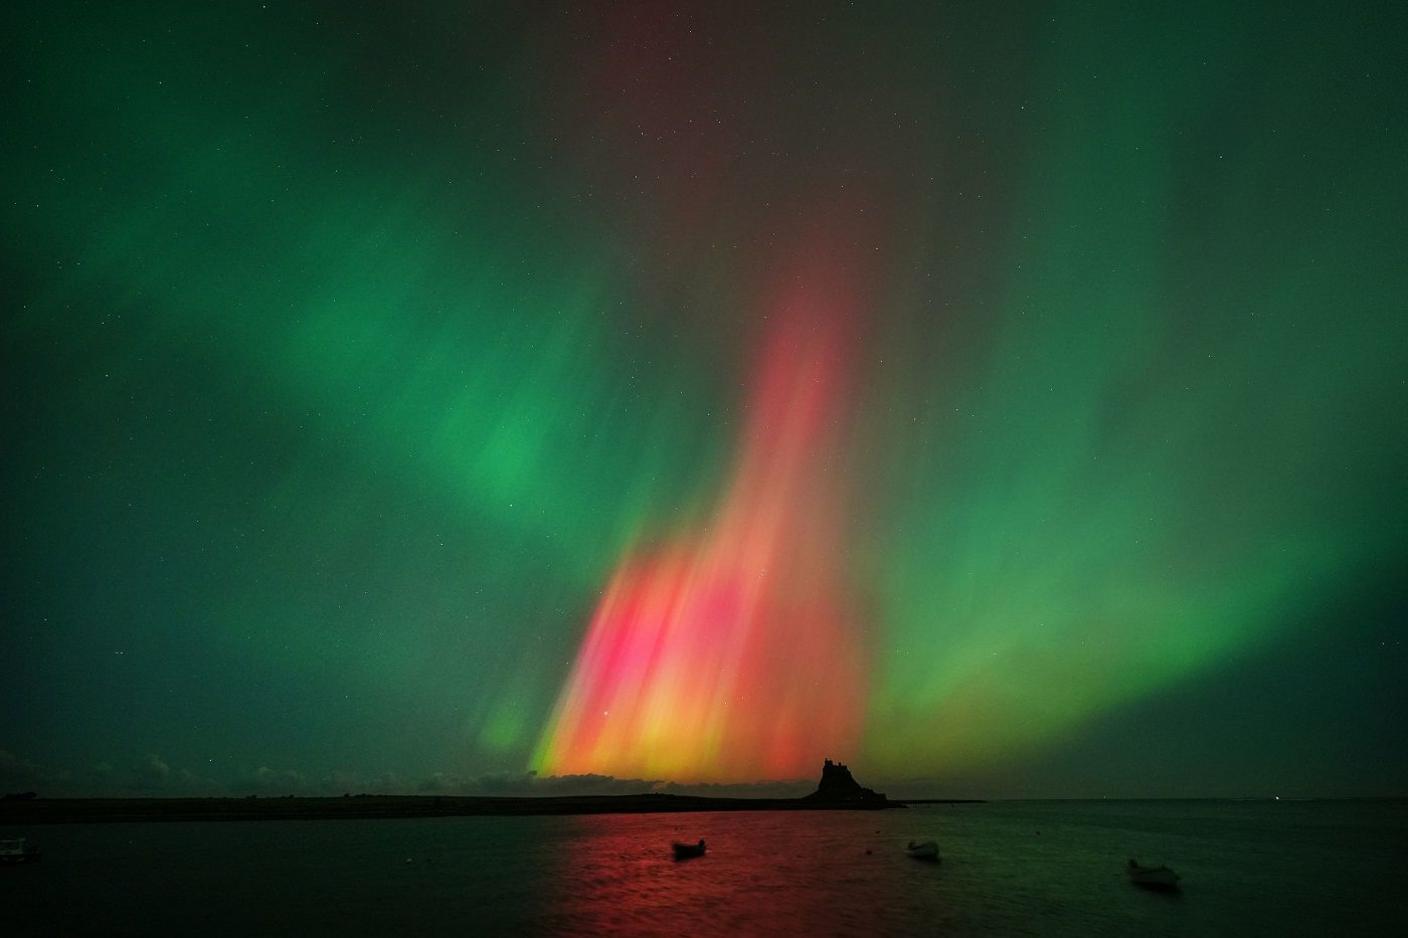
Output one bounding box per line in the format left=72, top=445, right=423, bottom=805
left=536, top=241, right=870, bottom=782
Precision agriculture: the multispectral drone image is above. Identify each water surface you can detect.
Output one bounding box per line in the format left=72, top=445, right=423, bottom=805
left=3, top=800, right=1404, bottom=935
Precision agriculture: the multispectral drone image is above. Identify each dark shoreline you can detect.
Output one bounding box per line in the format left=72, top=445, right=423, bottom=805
left=0, top=794, right=979, bottom=824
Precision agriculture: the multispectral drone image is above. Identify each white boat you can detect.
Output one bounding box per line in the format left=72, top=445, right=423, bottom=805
left=1127, top=859, right=1180, bottom=890
left=905, top=840, right=939, bottom=860
left=0, top=838, right=40, bottom=865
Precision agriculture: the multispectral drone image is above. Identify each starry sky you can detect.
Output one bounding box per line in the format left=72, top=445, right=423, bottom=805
left=3, top=0, right=1405, bottom=799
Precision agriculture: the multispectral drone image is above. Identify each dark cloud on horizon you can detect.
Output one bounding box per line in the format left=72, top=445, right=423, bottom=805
left=0, top=748, right=825, bottom=799
left=0, top=748, right=53, bottom=793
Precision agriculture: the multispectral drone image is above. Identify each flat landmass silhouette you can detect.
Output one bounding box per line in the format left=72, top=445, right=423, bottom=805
left=0, top=761, right=981, bottom=823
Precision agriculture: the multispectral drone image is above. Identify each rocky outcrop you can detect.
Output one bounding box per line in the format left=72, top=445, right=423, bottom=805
left=804, top=759, right=890, bottom=804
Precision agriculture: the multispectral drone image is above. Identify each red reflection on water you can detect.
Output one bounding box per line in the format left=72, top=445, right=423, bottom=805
left=536, top=811, right=925, bottom=935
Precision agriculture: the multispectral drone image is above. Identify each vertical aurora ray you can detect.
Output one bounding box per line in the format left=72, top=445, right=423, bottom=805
left=3, top=1, right=1404, bottom=799
left=853, top=3, right=1408, bottom=786
left=535, top=247, right=869, bottom=782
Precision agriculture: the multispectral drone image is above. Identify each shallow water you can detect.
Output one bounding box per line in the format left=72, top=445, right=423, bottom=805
left=3, top=800, right=1404, bottom=935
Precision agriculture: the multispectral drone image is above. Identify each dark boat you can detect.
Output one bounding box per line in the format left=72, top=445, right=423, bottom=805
left=672, top=839, right=706, bottom=860
left=1127, top=858, right=1180, bottom=890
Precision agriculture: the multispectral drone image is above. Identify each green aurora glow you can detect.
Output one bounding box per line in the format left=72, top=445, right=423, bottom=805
left=3, top=0, right=1404, bottom=797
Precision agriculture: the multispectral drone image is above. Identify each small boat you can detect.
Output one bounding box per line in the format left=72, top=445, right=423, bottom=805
left=905, top=840, right=940, bottom=861
left=672, top=839, right=706, bottom=860
left=1127, top=859, right=1180, bottom=890
left=0, top=838, right=41, bottom=865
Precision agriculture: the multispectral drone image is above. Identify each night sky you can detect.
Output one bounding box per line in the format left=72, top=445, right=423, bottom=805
left=4, top=1, right=1405, bottom=799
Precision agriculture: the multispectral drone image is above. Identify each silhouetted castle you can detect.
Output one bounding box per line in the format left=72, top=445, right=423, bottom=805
left=805, top=758, right=890, bottom=804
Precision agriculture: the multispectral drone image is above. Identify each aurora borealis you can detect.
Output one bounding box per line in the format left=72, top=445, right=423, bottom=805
left=537, top=240, right=870, bottom=781
left=3, top=1, right=1405, bottom=798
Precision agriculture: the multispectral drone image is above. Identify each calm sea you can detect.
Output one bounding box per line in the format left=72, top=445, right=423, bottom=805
left=3, top=800, right=1404, bottom=935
